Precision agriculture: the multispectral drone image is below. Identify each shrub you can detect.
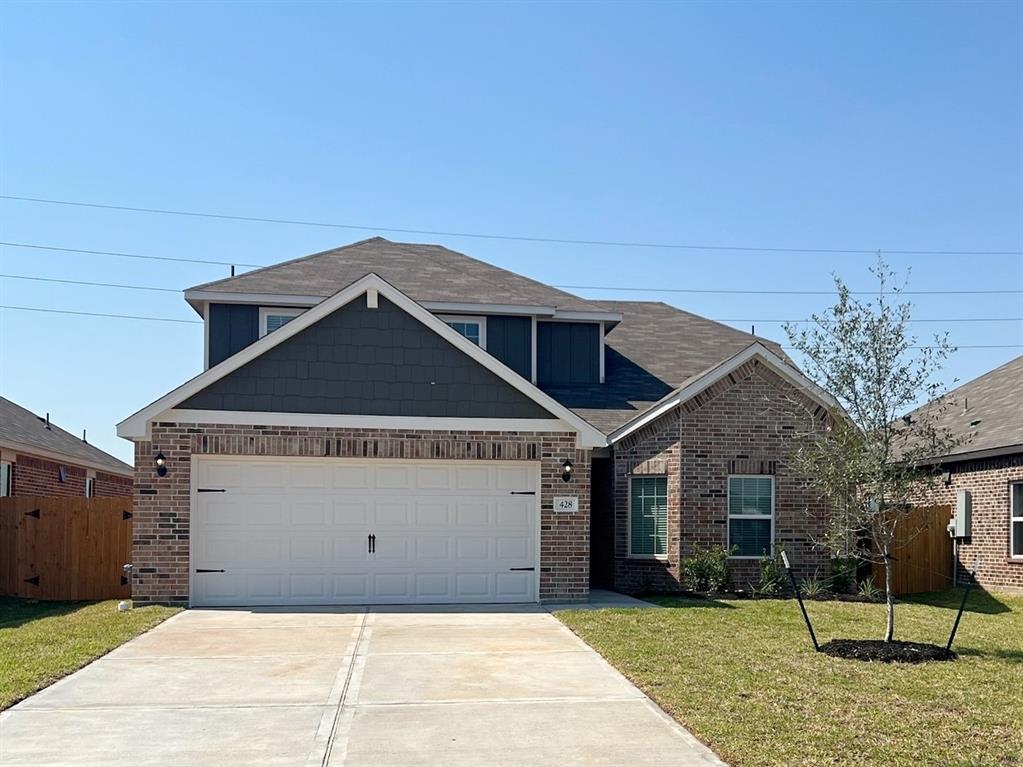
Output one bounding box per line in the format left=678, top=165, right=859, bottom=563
left=751, top=546, right=787, bottom=597
left=800, top=572, right=828, bottom=599
left=858, top=578, right=882, bottom=601
left=680, top=544, right=734, bottom=592
left=829, top=556, right=860, bottom=594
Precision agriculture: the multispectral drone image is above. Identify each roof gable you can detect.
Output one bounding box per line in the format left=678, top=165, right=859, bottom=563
left=118, top=274, right=608, bottom=447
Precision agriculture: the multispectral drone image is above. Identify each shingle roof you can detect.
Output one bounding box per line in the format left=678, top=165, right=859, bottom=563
left=0, top=398, right=133, bottom=475
left=918, top=354, right=1023, bottom=459
left=546, top=301, right=788, bottom=433
left=189, top=237, right=611, bottom=314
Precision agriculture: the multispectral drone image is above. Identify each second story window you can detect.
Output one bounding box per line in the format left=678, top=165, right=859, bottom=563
left=438, top=315, right=486, bottom=348
left=259, top=308, right=304, bottom=338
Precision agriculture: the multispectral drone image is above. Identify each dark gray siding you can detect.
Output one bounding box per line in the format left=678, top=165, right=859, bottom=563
left=537, top=322, right=600, bottom=386
left=486, top=316, right=531, bottom=379
left=181, top=296, right=555, bottom=419
left=208, top=304, right=259, bottom=366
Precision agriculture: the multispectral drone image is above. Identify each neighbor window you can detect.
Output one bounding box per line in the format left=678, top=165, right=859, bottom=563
left=0, top=461, right=11, bottom=497
left=438, top=315, right=486, bottom=348
left=1012, top=483, right=1023, bottom=558
left=85, top=477, right=95, bottom=498
left=630, top=476, right=667, bottom=557
left=259, top=307, right=304, bottom=337
left=728, top=475, right=774, bottom=558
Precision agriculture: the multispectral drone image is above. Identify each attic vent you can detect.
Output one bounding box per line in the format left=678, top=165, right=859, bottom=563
left=970, top=419, right=982, bottom=427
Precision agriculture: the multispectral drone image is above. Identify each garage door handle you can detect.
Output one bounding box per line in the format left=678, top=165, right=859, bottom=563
left=509, top=567, right=535, bottom=571
left=195, top=568, right=225, bottom=573
left=368, top=534, right=376, bottom=554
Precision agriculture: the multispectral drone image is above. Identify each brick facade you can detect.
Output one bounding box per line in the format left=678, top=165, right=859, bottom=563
left=132, top=423, right=590, bottom=605
left=925, top=454, right=1023, bottom=593
left=8, top=452, right=132, bottom=497
left=612, top=359, right=830, bottom=593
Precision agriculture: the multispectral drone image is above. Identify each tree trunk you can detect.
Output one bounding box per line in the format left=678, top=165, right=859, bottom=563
left=883, top=545, right=895, bottom=642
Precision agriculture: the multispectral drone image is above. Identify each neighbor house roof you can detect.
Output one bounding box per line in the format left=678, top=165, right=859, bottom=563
left=185, top=237, right=617, bottom=318
left=917, top=354, right=1023, bottom=461
left=0, top=397, right=133, bottom=475
left=544, top=301, right=791, bottom=433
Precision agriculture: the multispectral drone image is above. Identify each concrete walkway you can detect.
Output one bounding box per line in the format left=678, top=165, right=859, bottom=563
left=0, top=601, right=723, bottom=767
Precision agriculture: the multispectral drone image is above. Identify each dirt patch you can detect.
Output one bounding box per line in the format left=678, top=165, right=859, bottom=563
left=820, top=639, right=956, bottom=663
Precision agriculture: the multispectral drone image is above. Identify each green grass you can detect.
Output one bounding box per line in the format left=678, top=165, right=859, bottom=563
left=0, top=598, right=180, bottom=710
left=559, top=589, right=1023, bottom=767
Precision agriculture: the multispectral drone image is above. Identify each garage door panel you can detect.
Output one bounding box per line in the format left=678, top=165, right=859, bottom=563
left=192, top=458, right=538, bottom=606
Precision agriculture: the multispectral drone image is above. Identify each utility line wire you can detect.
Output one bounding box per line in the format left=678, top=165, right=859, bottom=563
left=2, top=194, right=1021, bottom=256
left=1, top=305, right=1022, bottom=349
left=2, top=273, right=1023, bottom=323
left=3, top=241, right=1022, bottom=296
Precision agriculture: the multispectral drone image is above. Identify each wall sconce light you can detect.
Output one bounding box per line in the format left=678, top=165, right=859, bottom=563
left=155, top=452, right=167, bottom=477
left=561, top=458, right=574, bottom=483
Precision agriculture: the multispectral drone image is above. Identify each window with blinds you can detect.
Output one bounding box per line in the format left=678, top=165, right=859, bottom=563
left=630, top=476, right=668, bottom=557
left=728, top=475, right=774, bottom=558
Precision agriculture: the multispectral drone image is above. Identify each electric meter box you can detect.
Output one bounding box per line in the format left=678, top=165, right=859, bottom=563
left=953, top=490, right=972, bottom=538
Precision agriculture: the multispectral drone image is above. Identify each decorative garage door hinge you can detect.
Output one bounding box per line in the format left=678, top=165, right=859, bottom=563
left=509, top=491, right=536, bottom=495
left=195, top=568, right=226, bottom=573
left=509, top=567, right=535, bottom=571
left=197, top=488, right=227, bottom=493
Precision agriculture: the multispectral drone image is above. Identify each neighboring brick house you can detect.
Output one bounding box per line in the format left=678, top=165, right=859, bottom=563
left=912, top=355, right=1023, bottom=593
left=117, top=238, right=835, bottom=606
left=0, top=397, right=133, bottom=497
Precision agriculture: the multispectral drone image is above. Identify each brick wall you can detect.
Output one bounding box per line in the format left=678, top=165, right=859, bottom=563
left=132, top=423, right=590, bottom=605
left=7, top=453, right=132, bottom=497
left=612, top=359, right=830, bottom=593
left=924, top=454, right=1023, bottom=593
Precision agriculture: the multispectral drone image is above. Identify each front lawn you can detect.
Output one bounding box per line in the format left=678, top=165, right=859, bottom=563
left=0, top=598, right=180, bottom=709
left=559, top=589, right=1023, bottom=767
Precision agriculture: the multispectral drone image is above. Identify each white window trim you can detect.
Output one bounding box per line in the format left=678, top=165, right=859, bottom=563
left=627, top=474, right=669, bottom=560
left=0, top=461, right=11, bottom=497
left=85, top=476, right=95, bottom=498
left=436, top=314, right=487, bottom=349
left=258, top=307, right=305, bottom=338
left=1011, top=481, right=1023, bottom=560
left=727, top=474, right=775, bottom=560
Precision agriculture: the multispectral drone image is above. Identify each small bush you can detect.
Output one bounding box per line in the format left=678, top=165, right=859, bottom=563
left=800, top=572, right=828, bottom=599
left=858, top=578, right=882, bottom=601
left=829, top=556, right=859, bottom=594
left=680, top=544, right=734, bottom=592
left=751, top=546, right=787, bottom=597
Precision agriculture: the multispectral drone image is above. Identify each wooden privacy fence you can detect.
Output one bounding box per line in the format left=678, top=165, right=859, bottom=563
left=0, top=496, right=133, bottom=601
left=872, top=505, right=953, bottom=596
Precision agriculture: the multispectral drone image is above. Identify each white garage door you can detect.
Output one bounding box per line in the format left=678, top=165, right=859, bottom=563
left=190, top=457, right=539, bottom=606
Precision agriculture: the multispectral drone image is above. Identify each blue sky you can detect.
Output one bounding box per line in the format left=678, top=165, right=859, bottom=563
left=1, top=1, right=1021, bottom=464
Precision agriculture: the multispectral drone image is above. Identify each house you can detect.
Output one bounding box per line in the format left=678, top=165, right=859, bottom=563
left=0, top=397, right=133, bottom=497
left=117, top=238, right=835, bottom=606
left=919, top=355, right=1023, bottom=593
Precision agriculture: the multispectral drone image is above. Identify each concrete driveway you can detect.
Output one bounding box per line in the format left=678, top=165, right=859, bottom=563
left=0, top=602, right=723, bottom=767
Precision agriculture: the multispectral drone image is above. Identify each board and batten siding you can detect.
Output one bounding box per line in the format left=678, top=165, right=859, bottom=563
left=182, top=296, right=555, bottom=419
left=486, top=315, right=532, bottom=379
left=537, top=322, right=600, bottom=386
left=208, top=303, right=259, bottom=367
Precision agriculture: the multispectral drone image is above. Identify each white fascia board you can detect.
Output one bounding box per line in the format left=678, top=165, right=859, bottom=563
left=0, top=439, right=133, bottom=477
left=185, top=290, right=326, bottom=306
left=551, top=310, right=623, bottom=323
left=163, top=410, right=576, bottom=434
left=120, top=273, right=608, bottom=448
left=608, top=343, right=840, bottom=444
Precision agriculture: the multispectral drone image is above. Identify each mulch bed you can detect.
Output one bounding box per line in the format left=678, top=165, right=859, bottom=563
left=820, top=639, right=956, bottom=663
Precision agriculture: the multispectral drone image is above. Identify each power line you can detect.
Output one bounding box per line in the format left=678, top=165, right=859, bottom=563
left=0, top=241, right=261, bottom=268
left=3, top=241, right=1022, bottom=296
left=2, top=194, right=1021, bottom=256
left=559, top=284, right=1023, bottom=296
left=2, top=273, right=1022, bottom=324
left=0, top=305, right=1020, bottom=349
left=0, top=305, right=200, bottom=324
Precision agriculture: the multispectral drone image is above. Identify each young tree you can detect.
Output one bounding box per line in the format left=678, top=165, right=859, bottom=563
left=785, top=258, right=960, bottom=642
